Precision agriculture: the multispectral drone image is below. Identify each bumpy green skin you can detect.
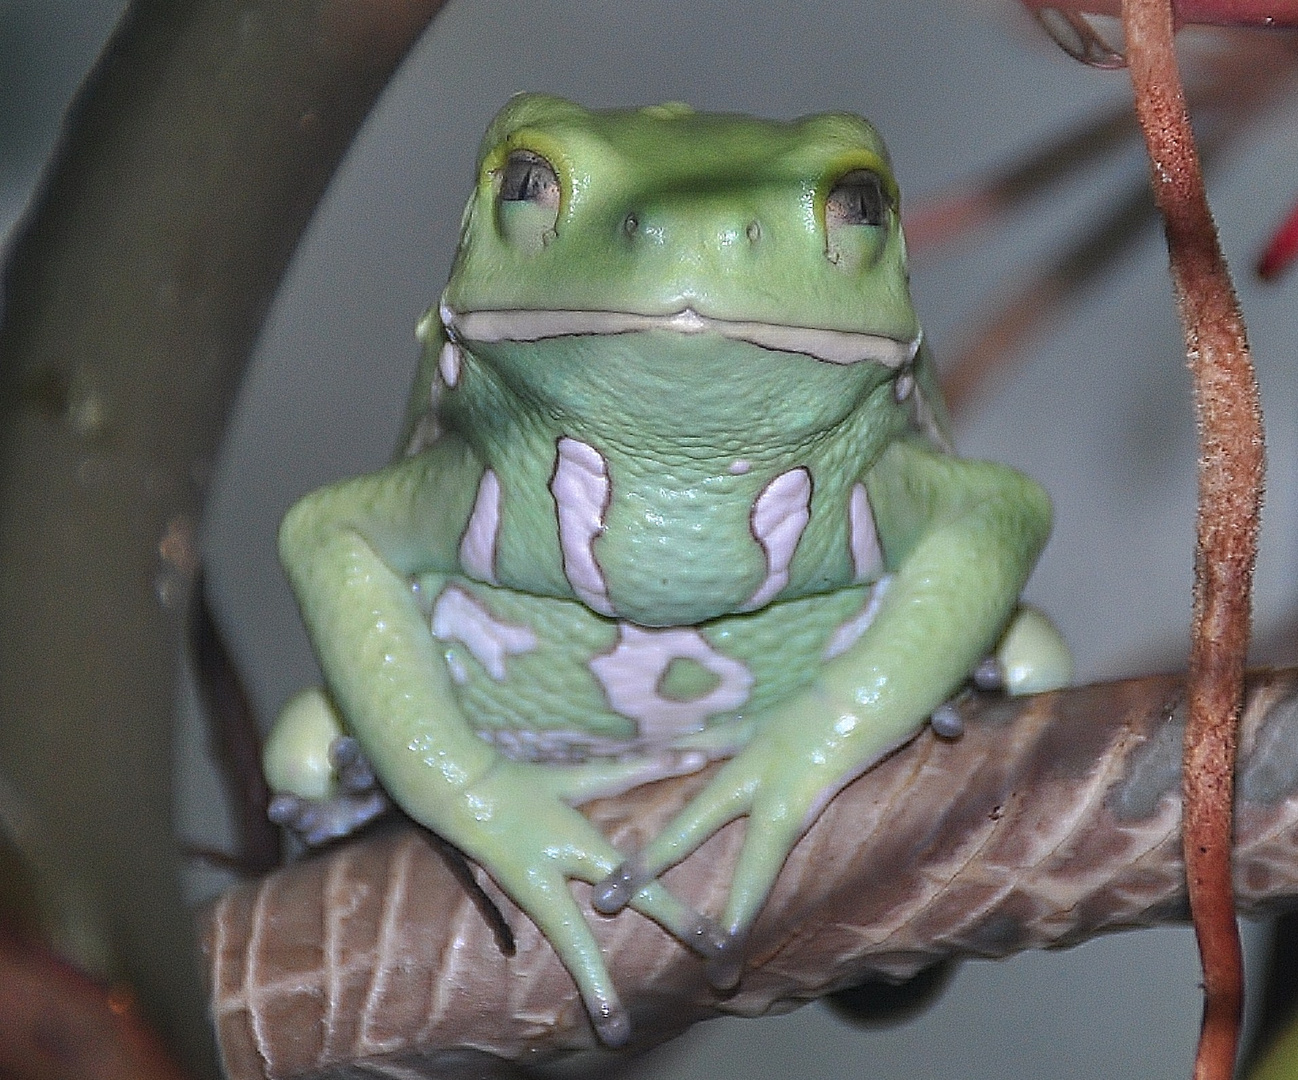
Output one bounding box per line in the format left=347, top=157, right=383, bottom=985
left=267, top=94, right=1059, bottom=1046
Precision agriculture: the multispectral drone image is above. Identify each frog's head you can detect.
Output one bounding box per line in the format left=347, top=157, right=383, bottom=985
left=441, top=94, right=919, bottom=373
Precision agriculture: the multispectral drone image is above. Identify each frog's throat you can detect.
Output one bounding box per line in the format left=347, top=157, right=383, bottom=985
left=440, top=304, right=920, bottom=369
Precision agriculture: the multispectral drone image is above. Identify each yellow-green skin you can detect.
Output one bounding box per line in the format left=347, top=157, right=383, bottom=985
left=264, top=94, right=1063, bottom=1046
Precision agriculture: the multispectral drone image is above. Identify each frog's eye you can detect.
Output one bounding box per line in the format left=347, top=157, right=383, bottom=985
left=824, top=169, right=892, bottom=270
left=499, top=150, right=560, bottom=210
left=825, top=170, right=889, bottom=228
left=495, top=150, right=560, bottom=251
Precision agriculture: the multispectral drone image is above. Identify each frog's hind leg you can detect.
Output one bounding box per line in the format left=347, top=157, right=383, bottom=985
left=977, top=605, right=1073, bottom=697
left=263, top=688, right=391, bottom=845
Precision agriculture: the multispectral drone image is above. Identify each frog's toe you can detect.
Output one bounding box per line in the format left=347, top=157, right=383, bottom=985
left=595, top=778, right=749, bottom=915
left=596, top=867, right=728, bottom=963
left=971, top=656, right=1004, bottom=691
left=592, top=1000, right=632, bottom=1048
left=592, top=859, right=642, bottom=915
left=531, top=904, right=629, bottom=1045
left=329, top=735, right=378, bottom=793
left=267, top=787, right=389, bottom=846
left=929, top=701, right=966, bottom=739
left=683, top=910, right=730, bottom=959
left=501, top=866, right=634, bottom=1046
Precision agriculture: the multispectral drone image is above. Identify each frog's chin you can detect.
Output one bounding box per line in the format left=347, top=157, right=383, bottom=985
left=440, top=302, right=919, bottom=369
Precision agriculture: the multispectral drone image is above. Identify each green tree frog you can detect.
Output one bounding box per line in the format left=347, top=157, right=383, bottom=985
left=262, top=94, right=1070, bottom=1046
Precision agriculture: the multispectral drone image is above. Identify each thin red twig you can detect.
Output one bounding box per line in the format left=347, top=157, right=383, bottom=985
left=1122, top=2, right=1264, bottom=1079
left=1022, top=0, right=1298, bottom=28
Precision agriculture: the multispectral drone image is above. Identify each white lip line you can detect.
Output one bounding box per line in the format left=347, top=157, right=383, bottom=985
left=440, top=303, right=919, bottom=369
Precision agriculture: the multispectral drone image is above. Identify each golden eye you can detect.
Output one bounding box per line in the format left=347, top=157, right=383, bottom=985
left=825, top=170, right=888, bottom=228
left=498, top=150, right=560, bottom=210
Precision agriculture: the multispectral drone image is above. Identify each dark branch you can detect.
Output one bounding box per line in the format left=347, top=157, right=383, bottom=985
left=0, top=2, right=447, bottom=1070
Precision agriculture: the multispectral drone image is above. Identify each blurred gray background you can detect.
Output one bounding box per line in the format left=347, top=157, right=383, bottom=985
left=5, top=1, right=1298, bottom=1076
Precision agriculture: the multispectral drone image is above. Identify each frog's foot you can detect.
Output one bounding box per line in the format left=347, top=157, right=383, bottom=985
left=591, top=734, right=844, bottom=992
left=264, top=689, right=392, bottom=845
left=560, top=878, right=725, bottom=1042
left=595, top=863, right=765, bottom=992
left=267, top=736, right=391, bottom=846
left=595, top=851, right=752, bottom=991
left=417, top=757, right=726, bottom=1046
left=933, top=608, right=1071, bottom=737
left=978, top=605, right=1073, bottom=697
left=593, top=859, right=741, bottom=988
left=572, top=880, right=724, bottom=1045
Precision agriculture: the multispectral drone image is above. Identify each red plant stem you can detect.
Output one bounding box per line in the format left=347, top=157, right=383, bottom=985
left=1022, top=0, right=1298, bottom=27
left=1257, top=196, right=1298, bottom=280
left=1122, top=1, right=1264, bottom=1079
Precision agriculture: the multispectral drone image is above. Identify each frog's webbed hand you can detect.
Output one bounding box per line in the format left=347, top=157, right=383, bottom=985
left=427, top=756, right=725, bottom=1044
left=277, top=453, right=717, bottom=1045
left=340, top=718, right=722, bottom=1046
left=594, top=440, right=1053, bottom=986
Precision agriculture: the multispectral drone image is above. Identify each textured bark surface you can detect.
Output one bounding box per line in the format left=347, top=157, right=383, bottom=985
left=204, top=668, right=1298, bottom=1079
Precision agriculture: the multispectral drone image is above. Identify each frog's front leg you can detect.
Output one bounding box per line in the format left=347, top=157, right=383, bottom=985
left=276, top=447, right=717, bottom=1045
left=594, top=440, right=1053, bottom=983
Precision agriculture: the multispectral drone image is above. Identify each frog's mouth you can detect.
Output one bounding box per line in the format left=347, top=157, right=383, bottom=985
left=441, top=304, right=919, bottom=369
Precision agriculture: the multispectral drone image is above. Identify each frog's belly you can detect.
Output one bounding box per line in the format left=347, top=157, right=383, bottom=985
left=420, top=575, right=885, bottom=764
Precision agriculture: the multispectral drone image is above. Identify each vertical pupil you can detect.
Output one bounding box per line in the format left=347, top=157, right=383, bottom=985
left=501, top=152, right=557, bottom=205
left=827, top=171, right=888, bottom=228
left=857, top=180, right=881, bottom=223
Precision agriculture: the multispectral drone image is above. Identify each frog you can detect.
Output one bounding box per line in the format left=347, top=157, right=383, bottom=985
left=261, top=93, right=1070, bottom=1047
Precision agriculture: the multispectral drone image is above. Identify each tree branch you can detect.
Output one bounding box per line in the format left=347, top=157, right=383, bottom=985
left=204, top=668, right=1298, bottom=1079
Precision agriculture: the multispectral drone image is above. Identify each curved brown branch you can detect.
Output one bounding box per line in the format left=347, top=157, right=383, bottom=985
left=1123, top=1, right=1265, bottom=1078
left=0, top=2, right=447, bottom=1071
left=204, top=668, right=1298, bottom=1079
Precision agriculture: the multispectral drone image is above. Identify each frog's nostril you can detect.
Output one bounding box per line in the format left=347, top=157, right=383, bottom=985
left=623, top=213, right=639, bottom=238
left=745, top=220, right=762, bottom=244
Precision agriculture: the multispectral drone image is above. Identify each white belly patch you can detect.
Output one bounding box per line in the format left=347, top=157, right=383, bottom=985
left=589, top=623, right=754, bottom=741
left=744, top=466, right=812, bottom=610
left=550, top=436, right=615, bottom=615
left=431, top=585, right=537, bottom=682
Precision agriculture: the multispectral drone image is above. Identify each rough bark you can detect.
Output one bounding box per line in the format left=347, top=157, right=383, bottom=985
left=205, top=668, right=1298, bottom=1079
